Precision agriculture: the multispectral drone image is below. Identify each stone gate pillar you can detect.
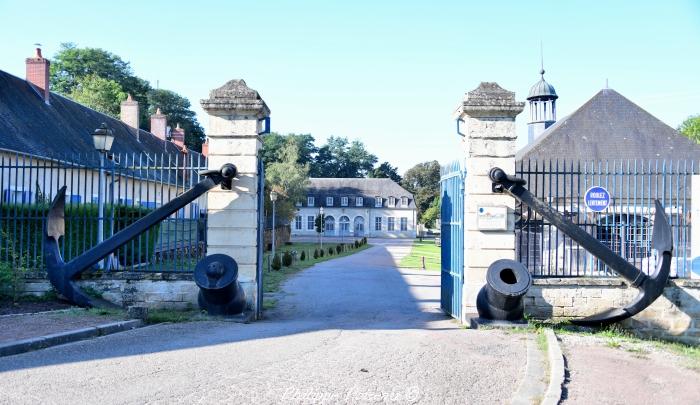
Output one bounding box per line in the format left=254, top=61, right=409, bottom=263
left=454, top=82, right=524, bottom=318
left=201, top=80, right=270, bottom=317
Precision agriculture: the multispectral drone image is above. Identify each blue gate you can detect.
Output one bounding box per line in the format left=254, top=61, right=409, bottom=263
left=440, top=161, right=465, bottom=319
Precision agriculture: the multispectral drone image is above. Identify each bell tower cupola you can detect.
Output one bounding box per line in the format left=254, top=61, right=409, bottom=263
left=527, top=68, right=558, bottom=143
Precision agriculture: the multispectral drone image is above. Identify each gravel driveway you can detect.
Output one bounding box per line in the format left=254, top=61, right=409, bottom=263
left=0, top=243, right=527, bottom=404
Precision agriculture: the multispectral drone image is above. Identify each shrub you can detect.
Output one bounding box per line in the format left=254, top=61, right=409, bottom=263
left=313, top=249, right=319, bottom=259
left=300, top=250, right=306, bottom=261
left=362, top=237, right=367, bottom=245
left=282, top=252, right=293, bottom=266
left=336, top=245, right=342, bottom=254
left=319, top=249, right=325, bottom=258
left=354, top=240, right=359, bottom=248
left=328, top=247, right=334, bottom=255
left=271, top=253, right=281, bottom=271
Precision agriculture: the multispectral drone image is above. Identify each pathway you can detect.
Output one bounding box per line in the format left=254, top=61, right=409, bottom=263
left=0, top=243, right=527, bottom=404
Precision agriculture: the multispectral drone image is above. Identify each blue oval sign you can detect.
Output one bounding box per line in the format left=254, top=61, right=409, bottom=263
left=585, top=186, right=611, bottom=212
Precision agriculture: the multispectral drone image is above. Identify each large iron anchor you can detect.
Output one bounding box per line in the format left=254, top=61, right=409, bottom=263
left=489, top=167, right=673, bottom=326
left=44, top=164, right=237, bottom=307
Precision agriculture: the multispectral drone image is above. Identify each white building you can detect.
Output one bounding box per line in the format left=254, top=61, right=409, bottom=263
left=291, top=178, right=417, bottom=239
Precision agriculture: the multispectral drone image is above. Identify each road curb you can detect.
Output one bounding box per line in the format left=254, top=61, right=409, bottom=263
left=511, top=333, right=547, bottom=405
left=0, top=319, right=143, bottom=358
left=543, top=329, right=565, bottom=405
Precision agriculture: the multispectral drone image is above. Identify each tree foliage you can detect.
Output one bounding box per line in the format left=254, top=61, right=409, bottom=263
left=369, top=161, right=402, bottom=183
left=311, top=136, right=377, bottom=178
left=401, top=160, right=441, bottom=223
left=68, top=74, right=126, bottom=117
left=420, top=196, right=440, bottom=228
left=147, top=89, right=205, bottom=151
left=49, top=43, right=204, bottom=151
left=265, top=137, right=310, bottom=221
left=678, top=115, right=700, bottom=143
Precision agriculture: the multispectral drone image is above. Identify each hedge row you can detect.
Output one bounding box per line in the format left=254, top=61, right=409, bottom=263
left=0, top=203, right=159, bottom=268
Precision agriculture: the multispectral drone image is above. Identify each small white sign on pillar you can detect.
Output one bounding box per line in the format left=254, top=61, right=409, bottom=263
left=477, top=206, right=508, bottom=231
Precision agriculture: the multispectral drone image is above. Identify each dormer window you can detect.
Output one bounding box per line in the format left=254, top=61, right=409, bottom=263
left=401, top=196, right=408, bottom=207
left=375, top=196, right=382, bottom=207
left=356, top=197, right=364, bottom=207
left=341, top=197, right=348, bottom=206
left=326, top=196, right=333, bottom=206
left=307, top=196, right=315, bottom=207
left=388, top=196, right=396, bottom=207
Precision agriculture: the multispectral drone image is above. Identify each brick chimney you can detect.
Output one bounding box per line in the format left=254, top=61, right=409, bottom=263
left=26, top=47, right=50, bottom=104
left=171, top=123, right=185, bottom=147
left=120, top=94, right=140, bottom=140
left=150, top=108, right=167, bottom=140
left=201, top=138, right=209, bottom=157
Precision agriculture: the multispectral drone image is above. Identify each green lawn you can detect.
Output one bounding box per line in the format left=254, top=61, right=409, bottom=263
left=399, top=239, right=441, bottom=271
left=262, top=241, right=371, bottom=300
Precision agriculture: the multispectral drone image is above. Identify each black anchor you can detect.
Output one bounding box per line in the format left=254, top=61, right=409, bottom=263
left=44, top=164, right=237, bottom=307
left=489, top=167, right=673, bottom=326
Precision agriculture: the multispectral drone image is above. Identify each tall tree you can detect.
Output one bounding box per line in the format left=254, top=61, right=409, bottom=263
left=260, top=132, right=287, bottom=164
left=401, top=160, right=441, bottom=222
left=265, top=137, right=310, bottom=221
left=50, top=43, right=203, bottom=150
left=678, top=115, right=700, bottom=143
left=369, top=161, right=402, bottom=183
left=147, top=89, right=206, bottom=151
left=310, top=136, right=377, bottom=178
left=68, top=74, right=126, bottom=117
left=50, top=43, right=151, bottom=124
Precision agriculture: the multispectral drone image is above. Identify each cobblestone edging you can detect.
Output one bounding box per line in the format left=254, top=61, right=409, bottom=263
left=525, top=278, right=700, bottom=345
left=0, top=319, right=143, bottom=357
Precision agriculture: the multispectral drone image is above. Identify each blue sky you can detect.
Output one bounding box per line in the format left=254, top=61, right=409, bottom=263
left=1, top=1, right=699, bottom=172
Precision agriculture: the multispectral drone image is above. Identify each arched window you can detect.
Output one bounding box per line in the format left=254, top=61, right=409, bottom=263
left=339, top=216, right=350, bottom=234
left=324, top=215, right=335, bottom=231
left=354, top=216, right=365, bottom=234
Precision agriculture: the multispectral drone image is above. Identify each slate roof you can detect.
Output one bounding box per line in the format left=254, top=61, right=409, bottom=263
left=304, top=178, right=416, bottom=209
left=517, top=88, right=700, bottom=162
left=0, top=69, right=184, bottom=161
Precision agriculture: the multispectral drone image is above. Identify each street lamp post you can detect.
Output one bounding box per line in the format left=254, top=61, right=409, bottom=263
left=319, top=206, right=324, bottom=251
left=92, top=123, right=115, bottom=270
left=270, top=190, right=278, bottom=261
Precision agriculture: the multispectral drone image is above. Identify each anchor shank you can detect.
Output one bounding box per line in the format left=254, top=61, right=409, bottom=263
left=63, top=175, right=220, bottom=279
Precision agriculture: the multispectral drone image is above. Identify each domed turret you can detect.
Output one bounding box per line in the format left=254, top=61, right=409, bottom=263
left=527, top=69, right=558, bottom=143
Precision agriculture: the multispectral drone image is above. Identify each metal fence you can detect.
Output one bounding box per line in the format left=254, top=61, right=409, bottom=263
left=0, top=150, right=208, bottom=273
left=515, top=160, right=696, bottom=278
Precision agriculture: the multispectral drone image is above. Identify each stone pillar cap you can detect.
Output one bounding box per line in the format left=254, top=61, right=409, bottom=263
left=201, top=79, right=270, bottom=117
left=456, top=82, right=524, bottom=118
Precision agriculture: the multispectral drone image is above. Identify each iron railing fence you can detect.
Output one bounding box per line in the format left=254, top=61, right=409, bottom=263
left=0, top=150, right=208, bottom=273
left=515, top=159, right=697, bottom=278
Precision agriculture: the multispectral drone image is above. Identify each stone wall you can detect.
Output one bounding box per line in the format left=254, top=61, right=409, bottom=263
left=526, top=278, right=700, bottom=345
left=22, top=272, right=198, bottom=310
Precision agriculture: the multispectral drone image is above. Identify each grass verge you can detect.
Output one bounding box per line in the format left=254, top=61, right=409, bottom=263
left=144, top=309, right=206, bottom=324
left=398, top=239, right=441, bottom=271
left=527, top=318, right=700, bottom=370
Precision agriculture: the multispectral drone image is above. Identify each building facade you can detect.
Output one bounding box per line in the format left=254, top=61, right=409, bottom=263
left=291, top=178, right=417, bottom=239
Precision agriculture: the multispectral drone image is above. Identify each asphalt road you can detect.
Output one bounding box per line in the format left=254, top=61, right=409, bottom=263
left=0, top=243, right=526, bottom=404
